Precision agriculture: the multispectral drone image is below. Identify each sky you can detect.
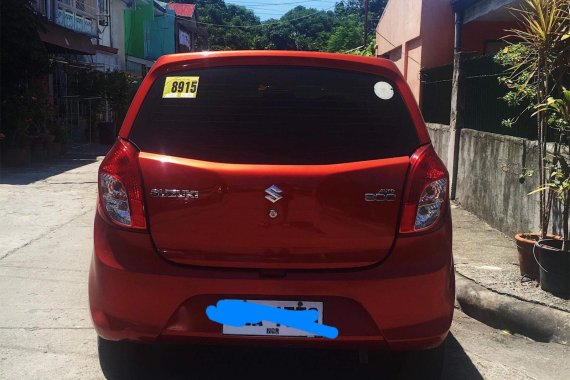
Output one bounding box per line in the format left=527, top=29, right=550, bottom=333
left=227, top=0, right=339, bottom=21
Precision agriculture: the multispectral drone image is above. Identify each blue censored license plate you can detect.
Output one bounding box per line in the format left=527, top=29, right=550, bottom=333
left=221, top=300, right=323, bottom=337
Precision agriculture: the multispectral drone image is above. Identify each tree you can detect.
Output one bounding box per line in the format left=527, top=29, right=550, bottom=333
left=0, top=0, right=50, bottom=145
left=192, top=0, right=261, bottom=50
left=335, top=0, right=387, bottom=40
left=172, top=0, right=388, bottom=54
left=326, top=14, right=363, bottom=52
left=260, top=6, right=336, bottom=51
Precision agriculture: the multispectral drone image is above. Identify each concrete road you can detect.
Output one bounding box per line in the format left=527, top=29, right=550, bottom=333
left=1, top=156, right=569, bottom=379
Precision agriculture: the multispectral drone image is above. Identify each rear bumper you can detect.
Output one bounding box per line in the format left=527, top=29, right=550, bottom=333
left=89, top=211, right=454, bottom=351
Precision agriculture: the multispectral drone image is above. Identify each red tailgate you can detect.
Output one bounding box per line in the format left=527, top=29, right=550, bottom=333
left=139, top=152, right=409, bottom=269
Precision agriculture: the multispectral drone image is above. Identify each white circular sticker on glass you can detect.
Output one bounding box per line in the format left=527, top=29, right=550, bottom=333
left=374, top=81, right=394, bottom=100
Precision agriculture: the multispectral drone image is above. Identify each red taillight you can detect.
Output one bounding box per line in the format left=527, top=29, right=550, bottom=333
left=400, top=145, right=449, bottom=234
left=98, top=138, right=146, bottom=230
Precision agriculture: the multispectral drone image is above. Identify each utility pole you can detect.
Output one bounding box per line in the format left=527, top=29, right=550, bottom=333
left=363, top=0, right=370, bottom=46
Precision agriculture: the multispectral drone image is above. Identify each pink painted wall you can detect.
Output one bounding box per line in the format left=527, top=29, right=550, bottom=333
left=376, top=0, right=424, bottom=101
left=375, top=0, right=516, bottom=104
left=405, top=38, right=423, bottom=102
left=376, top=0, right=422, bottom=57
left=462, top=21, right=520, bottom=54
left=419, top=0, right=454, bottom=69
left=375, top=0, right=453, bottom=103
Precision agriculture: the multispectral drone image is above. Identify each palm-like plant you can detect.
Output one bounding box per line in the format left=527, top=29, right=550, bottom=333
left=531, top=89, right=570, bottom=249
left=495, top=0, right=570, bottom=239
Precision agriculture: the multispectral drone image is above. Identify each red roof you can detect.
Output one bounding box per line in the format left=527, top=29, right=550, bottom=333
left=167, top=3, right=195, bottom=18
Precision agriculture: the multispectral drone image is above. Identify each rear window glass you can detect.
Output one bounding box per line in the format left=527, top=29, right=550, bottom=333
left=129, top=66, right=419, bottom=164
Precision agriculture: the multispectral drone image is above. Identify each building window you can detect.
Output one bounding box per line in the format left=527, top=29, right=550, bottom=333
left=31, top=0, right=47, bottom=16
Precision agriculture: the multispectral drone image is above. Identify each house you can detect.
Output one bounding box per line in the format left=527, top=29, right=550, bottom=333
left=31, top=1, right=202, bottom=142
left=375, top=0, right=526, bottom=198
left=375, top=0, right=522, bottom=103
left=162, top=1, right=199, bottom=53
left=375, top=0, right=454, bottom=102
left=124, top=0, right=199, bottom=76
left=33, top=0, right=98, bottom=57
left=32, top=0, right=101, bottom=142
left=375, top=0, right=562, bottom=240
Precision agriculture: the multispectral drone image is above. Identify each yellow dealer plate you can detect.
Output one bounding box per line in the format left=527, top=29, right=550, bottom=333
left=162, top=76, right=200, bottom=99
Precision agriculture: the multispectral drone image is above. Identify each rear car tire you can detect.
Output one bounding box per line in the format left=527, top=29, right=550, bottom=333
left=367, top=340, right=446, bottom=379
left=396, top=341, right=446, bottom=379
left=97, top=337, right=156, bottom=380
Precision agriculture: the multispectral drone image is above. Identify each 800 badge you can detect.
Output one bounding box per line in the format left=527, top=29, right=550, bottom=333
left=162, top=76, right=200, bottom=98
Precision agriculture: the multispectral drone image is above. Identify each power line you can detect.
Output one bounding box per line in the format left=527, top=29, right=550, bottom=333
left=227, top=0, right=333, bottom=6
left=194, top=5, right=337, bottom=28
left=342, top=45, right=365, bottom=53
left=374, top=30, right=422, bottom=67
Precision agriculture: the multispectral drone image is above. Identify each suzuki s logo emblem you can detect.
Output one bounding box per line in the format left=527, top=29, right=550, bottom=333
left=265, top=185, right=283, bottom=203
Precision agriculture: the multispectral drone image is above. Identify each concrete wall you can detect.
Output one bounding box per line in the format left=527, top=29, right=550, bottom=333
left=426, top=124, right=558, bottom=238
left=426, top=123, right=450, bottom=163
left=456, top=129, right=541, bottom=238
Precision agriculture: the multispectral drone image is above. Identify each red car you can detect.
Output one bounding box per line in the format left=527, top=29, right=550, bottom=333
left=90, top=51, right=454, bottom=376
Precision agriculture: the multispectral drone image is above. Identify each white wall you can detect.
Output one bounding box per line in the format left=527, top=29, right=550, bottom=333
left=110, top=0, right=128, bottom=70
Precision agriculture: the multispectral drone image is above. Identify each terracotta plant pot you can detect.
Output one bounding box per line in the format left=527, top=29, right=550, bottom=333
left=515, top=234, right=560, bottom=280
left=535, top=239, right=570, bottom=299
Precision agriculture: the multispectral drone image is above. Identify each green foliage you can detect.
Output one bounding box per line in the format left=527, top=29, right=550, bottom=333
left=538, top=88, right=570, bottom=133
left=495, top=44, right=536, bottom=107
left=495, top=0, right=570, bottom=240
left=103, top=71, right=138, bottom=115
left=494, top=0, right=569, bottom=126
left=193, top=0, right=261, bottom=50
left=326, top=14, right=362, bottom=52
left=351, top=40, right=376, bottom=56
left=537, top=89, right=570, bottom=247
left=0, top=0, right=50, bottom=145
left=261, top=6, right=336, bottom=51
left=179, top=0, right=387, bottom=53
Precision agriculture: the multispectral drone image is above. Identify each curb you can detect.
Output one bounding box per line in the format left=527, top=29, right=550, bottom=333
left=455, top=274, right=570, bottom=345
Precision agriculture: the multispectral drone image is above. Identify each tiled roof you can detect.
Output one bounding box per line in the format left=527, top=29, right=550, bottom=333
left=167, top=3, right=196, bottom=18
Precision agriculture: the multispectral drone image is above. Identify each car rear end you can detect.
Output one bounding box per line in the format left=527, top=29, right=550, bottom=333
left=89, top=51, right=454, bottom=352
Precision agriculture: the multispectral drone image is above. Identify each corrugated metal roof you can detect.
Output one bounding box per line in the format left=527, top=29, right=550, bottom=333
left=166, top=3, right=196, bottom=18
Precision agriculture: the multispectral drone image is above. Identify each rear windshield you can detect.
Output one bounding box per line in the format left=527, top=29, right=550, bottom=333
left=129, top=66, right=419, bottom=164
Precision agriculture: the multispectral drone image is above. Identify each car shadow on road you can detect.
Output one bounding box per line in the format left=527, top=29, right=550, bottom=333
left=101, top=333, right=484, bottom=380
left=0, top=144, right=110, bottom=185
left=443, top=334, right=484, bottom=380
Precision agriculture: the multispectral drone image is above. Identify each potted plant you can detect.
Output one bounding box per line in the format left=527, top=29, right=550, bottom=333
left=532, top=89, right=570, bottom=298
left=495, top=0, right=569, bottom=280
